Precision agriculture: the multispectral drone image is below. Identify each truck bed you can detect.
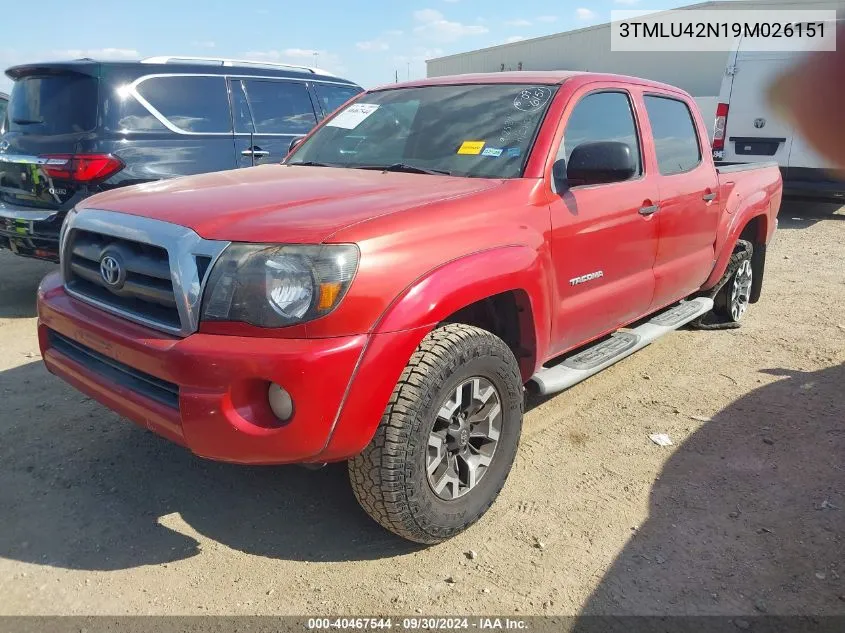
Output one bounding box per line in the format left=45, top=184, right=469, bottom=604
left=715, top=160, right=780, bottom=173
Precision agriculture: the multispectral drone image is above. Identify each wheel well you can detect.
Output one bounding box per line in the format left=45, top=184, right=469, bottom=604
left=738, top=215, right=767, bottom=303
left=441, top=290, right=536, bottom=381
left=739, top=215, right=766, bottom=245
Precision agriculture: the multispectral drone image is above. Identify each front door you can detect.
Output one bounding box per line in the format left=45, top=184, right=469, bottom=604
left=548, top=89, right=660, bottom=356
left=231, top=78, right=320, bottom=167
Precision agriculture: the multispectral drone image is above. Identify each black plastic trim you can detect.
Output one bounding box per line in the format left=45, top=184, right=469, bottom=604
left=47, top=329, right=179, bottom=409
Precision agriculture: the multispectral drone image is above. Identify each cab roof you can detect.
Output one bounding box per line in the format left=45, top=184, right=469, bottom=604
left=372, top=71, right=689, bottom=95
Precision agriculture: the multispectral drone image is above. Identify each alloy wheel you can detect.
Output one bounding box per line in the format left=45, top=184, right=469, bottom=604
left=426, top=377, right=502, bottom=500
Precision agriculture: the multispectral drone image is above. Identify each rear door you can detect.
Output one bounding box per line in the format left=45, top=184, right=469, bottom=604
left=234, top=78, right=320, bottom=167
left=644, top=94, right=720, bottom=309
left=116, top=74, right=238, bottom=178
left=0, top=70, right=100, bottom=216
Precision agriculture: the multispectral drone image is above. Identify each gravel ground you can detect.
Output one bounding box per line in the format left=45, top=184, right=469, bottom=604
left=0, top=201, right=843, bottom=616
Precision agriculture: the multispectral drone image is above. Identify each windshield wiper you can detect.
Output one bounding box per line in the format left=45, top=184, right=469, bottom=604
left=287, top=161, right=336, bottom=167
left=357, top=163, right=452, bottom=176
left=12, top=118, right=43, bottom=125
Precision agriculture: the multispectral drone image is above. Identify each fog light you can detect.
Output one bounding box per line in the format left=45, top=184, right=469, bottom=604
left=268, top=383, right=293, bottom=421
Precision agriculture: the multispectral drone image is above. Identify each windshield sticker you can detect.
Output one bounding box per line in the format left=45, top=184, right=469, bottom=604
left=457, top=141, right=485, bottom=155
left=499, top=114, right=533, bottom=145
left=326, top=103, right=380, bottom=129
left=506, top=147, right=521, bottom=158
left=514, top=87, right=552, bottom=112
left=481, top=147, right=503, bottom=157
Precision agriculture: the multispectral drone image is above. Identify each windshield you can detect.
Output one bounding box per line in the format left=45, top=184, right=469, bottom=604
left=286, top=83, right=558, bottom=178
left=6, top=74, right=98, bottom=135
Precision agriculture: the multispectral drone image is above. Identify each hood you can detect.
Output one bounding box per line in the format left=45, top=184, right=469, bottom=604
left=81, top=165, right=503, bottom=243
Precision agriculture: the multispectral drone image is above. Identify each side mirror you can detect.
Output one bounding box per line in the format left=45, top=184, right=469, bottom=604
left=563, top=141, right=636, bottom=187
left=288, top=136, right=305, bottom=154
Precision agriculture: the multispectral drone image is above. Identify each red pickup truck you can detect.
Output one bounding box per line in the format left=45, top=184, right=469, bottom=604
left=36, top=71, right=782, bottom=544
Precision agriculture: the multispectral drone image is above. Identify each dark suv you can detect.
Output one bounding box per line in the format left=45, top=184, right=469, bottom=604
left=0, top=56, right=362, bottom=262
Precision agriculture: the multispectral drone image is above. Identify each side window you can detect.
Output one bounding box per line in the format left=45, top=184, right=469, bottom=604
left=116, top=95, right=168, bottom=132
left=559, top=91, right=642, bottom=178
left=644, top=95, right=701, bottom=175
left=313, top=83, right=363, bottom=116
left=136, top=76, right=231, bottom=133
left=230, top=80, right=254, bottom=134
left=242, top=80, right=318, bottom=135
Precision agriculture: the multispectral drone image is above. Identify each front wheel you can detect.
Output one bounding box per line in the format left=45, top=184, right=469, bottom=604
left=348, top=324, right=524, bottom=544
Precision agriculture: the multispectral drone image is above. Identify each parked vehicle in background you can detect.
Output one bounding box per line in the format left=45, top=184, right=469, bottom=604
left=0, top=56, right=362, bottom=262
left=713, top=31, right=843, bottom=201
left=37, top=72, right=781, bottom=544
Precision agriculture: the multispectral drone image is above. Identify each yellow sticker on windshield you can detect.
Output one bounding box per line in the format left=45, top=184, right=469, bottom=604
left=457, top=141, right=485, bottom=155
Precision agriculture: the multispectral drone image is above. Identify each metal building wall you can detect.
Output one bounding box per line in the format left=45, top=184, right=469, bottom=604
left=426, top=0, right=845, bottom=97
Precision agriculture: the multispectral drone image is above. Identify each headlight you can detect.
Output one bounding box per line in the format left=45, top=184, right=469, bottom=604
left=200, top=243, right=359, bottom=328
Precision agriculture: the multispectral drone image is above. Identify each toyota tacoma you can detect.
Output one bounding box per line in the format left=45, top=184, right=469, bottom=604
left=36, top=72, right=782, bottom=543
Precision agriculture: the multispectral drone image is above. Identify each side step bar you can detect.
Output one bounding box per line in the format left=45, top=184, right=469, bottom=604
left=528, top=298, right=714, bottom=396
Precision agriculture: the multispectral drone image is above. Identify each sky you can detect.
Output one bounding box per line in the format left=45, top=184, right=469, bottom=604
left=0, top=0, right=699, bottom=92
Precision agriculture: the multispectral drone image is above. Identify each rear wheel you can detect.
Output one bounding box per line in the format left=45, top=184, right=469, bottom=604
left=348, top=324, right=523, bottom=544
left=714, top=249, right=754, bottom=323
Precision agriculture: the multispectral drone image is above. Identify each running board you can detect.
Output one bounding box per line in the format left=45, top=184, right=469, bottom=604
left=528, top=298, right=714, bottom=396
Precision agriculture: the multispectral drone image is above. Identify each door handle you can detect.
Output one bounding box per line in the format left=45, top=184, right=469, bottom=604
left=639, top=204, right=659, bottom=216
left=241, top=149, right=271, bottom=158
left=702, top=192, right=717, bottom=202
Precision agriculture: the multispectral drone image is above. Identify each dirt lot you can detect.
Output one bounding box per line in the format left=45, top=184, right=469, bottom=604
left=0, top=201, right=843, bottom=617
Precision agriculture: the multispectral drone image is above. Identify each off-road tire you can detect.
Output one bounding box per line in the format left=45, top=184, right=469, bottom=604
left=713, top=240, right=754, bottom=323
left=348, top=324, right=524, bottom=544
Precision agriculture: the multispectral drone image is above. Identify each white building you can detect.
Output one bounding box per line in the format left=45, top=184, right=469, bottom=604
left=426, top=0, right=843, bottom=130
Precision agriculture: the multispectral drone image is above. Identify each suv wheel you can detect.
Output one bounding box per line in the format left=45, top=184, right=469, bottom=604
left=348, top=324, right=523, bottom=544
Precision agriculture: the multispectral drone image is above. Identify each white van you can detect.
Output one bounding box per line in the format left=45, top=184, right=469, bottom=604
left=713, top=29, right=844, bottom=201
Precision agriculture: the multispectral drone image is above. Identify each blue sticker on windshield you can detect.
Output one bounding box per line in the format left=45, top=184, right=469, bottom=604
left=506, top=147, right=521, bottom=158
left=481, top=147, right=503, bottom=157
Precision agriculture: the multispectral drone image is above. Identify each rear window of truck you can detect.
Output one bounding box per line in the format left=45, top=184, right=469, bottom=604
left=644, top=95, right=702, bottom=175
left=6, top=74, right=98, bottom=134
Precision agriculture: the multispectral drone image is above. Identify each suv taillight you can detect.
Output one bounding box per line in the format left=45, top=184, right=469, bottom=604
left=41, top=154, right=125, bottom=182
left=712, top=103, right=729, bottom=151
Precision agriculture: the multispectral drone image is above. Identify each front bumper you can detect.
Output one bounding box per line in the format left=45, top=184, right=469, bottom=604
left=37, top=272, right=369, bottom=464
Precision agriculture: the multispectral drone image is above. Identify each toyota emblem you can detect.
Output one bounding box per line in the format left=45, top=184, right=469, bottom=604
left=0, top=140, right=9, bottom=152
left=99, top=254, right=123, bottom=287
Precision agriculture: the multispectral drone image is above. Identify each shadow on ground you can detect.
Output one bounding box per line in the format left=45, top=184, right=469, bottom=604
left=778, top=200, right=845, bottom=230
left=575, top=362, right=845, bottom=617
left=0, top=361, right=420, bottom=571
left=0, top=251, right=56, bottom=318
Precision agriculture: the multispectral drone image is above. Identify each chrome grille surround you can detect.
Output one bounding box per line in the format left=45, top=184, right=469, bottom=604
left=60, top=207, right=230, bottom=337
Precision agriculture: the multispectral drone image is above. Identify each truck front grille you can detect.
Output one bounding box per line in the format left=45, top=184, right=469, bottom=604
left=59, top=209, right=229, bottom=337
left=64, top=229, right=181, bottom=331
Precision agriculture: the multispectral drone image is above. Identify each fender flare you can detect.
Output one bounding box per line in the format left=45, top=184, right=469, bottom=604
left=318, top=245, right=552, bottom=461
left=374, top=244, right=551, bottom=374
left=703, top=208, right=770, bottom=292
